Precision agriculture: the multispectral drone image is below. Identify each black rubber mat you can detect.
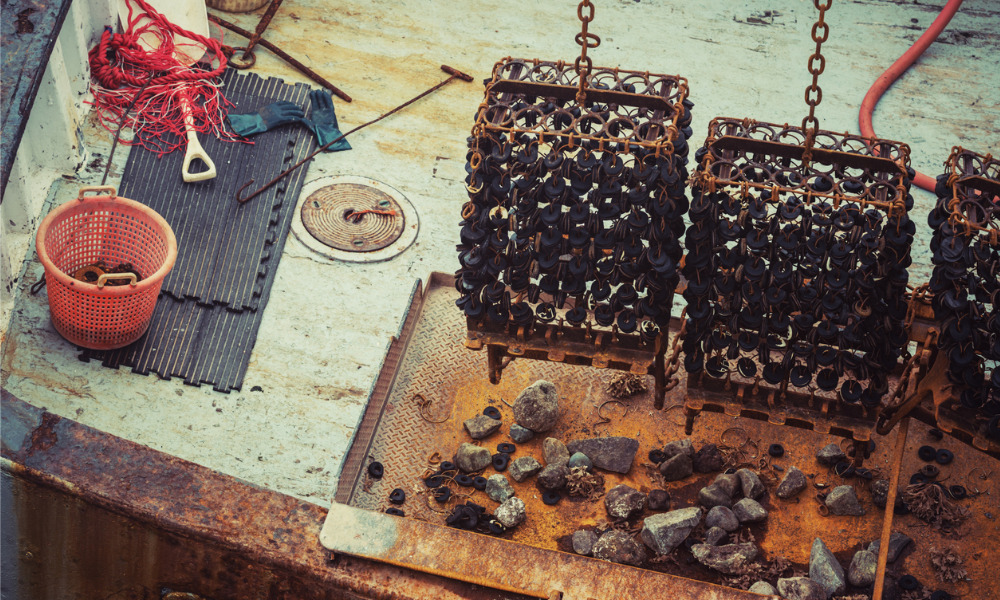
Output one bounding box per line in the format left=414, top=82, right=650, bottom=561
left=118, top=68, right=313, bottom=311
left=80, top=69, right=318, bottom=392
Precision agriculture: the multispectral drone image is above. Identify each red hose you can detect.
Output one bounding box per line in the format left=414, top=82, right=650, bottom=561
left=858, top=0, right=964, bottom=192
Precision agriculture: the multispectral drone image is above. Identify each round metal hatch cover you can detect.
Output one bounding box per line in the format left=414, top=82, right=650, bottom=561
left=292, top=176, right=419, bottom=263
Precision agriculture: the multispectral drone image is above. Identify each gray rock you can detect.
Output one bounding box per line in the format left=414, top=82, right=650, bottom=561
left=713, top=472, right=741, bottom=497
left=592, top=529, right=647, bottom=566
left=698, top=483, right=733, bottom=508
left=870, top=478, right=890, bottom=508
left=495, top=496, right=526, bottom=529
left=567, top=451, right=592, bottom=470
left=455, top=443, right=491, bottom=472
left=733, top=498, right=768, bottom=523
left=737, top=468, right=767, bottom=499
left=848, top=549, right=878, bottom=587
left=486, top=474, right=515, bottom=503
left=748, top=581, right=777, bottom=595
left=640, top=507, right=702, bottom=554
left=825, top=485, right=865, bottom=516
left=464, top=414, right=502, bottom=439
left=648, top=489, right=671, bottom=511
left=605, top=484, right=647, bottom=520
left=809, top=537, right=846, bottom=598
left=693, top=443, right=725, bottom=473
left=509, top=424, right=535, bottom=443
left=572, top=529, right=598, bottom=556
left=658, top=452, right=693, bottom=481
left=866, top=531, right=913, bottom=564
left=777, top=466, right=808, bottom=499
left=537, top=463, right=569, bottom=490
left=777, top=577, right=826, bottom=600
left=816, top=442, right=847, bottom=466
left=513, top=380, right=560, bottom=433
left=508, top=456, right=543, bottom=482
left=706, top=506, right=740, bottom=532
left=704, top=526, right=729, bottom=546
left=542, top=437, right=570, bottom=465
left=662, top=438, right=695, bottom=460
left=566, top=437, right=639, bottom=474
left=690, top=542, right=759, bottom=575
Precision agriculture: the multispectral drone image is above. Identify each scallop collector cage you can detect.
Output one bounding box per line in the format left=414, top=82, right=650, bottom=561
left=677, top=0, right=915, bottom=442
left=456, top=0, right=692, bottom=406
left=928, top=147, right=1000, bottom=436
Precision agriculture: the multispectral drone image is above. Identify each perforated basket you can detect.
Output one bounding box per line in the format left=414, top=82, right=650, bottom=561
left=35, top=186, right=177, bottom=350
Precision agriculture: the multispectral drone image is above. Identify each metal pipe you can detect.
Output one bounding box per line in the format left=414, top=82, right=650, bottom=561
left=872, top=416, right=910, bottom=600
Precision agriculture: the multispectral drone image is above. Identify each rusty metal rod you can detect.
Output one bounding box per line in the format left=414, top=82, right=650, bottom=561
left=872, top=416, right=910, bottom=600
left=240, top=0, right=284, bottom=61
left=207, top=13, right=352, bottom=103
left=235, top=65, right=473, bottom=204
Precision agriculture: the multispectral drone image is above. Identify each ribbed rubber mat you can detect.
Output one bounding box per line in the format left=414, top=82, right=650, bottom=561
left=79, top=69, right=318, bottom=392
left=118, top=68, right=313, bottom=311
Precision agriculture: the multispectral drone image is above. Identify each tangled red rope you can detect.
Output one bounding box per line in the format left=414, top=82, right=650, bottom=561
left=87, top=0, right=236, bottom=155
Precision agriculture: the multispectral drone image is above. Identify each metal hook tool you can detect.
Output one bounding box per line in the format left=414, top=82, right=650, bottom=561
left=235, top=64, right=473, bottom=204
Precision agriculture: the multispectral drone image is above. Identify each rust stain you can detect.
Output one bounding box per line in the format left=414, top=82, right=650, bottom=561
left=27, top=411, right=60, bottom=454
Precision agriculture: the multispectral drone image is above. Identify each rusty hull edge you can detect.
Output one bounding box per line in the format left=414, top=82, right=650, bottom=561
left=0, top=388, right=533, bottom=600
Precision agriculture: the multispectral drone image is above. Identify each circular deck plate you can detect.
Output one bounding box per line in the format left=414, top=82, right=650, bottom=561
left=292, top=175, right=419, bottom=263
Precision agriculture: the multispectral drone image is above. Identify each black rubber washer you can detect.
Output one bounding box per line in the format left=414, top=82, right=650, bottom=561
left=542, top=490, right=562, bottom=505
left=928, top=428, right=945, bottom=440
left=492, top=453, right=510, bottom=471
left=424, top=475, right=444, bottom=488
left=948, top=485, right=967, bottom=500
left=488, top=520, right=506, bottom=535
left=909, top=473, right=929, bottom=485
left=385, top=507, right=405, bottom=516
left=498, top=442, right=516, bottom=454
left=438, top=461, right=457, bottom=473
left=917, top=445, right=937, bottom=461
left=935, top=448, right=954, bottom=465
left=472, top=476, right=488, bottom=490
left=433, top=487, right=452, bottom=502
left=367, top=462, right=384, bottom=479
left=388, top=488, right=406, bottom=504
left=920, top=464, right=940, bottom=478
left=898, top=575, right=920, bottom=591
left=483, top=406, right=502, bottom=420
left=649, top=449, right=667, bottom=463
left=930, top=591, right=952, bottom=600
left=455, top=474, right=474, bottom=487
left=855, top=468, right=873, bottom=480
left=768, top=443, right=785, bottom=458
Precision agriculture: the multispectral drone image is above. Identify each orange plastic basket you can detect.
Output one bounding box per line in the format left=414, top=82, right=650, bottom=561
left=35, top=186, right=178, bottom=350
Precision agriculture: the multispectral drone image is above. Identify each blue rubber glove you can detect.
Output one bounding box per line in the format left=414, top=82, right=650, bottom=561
left=304, top=89, right=351, bottom=152
left=227, top=101, right=305, bottom=137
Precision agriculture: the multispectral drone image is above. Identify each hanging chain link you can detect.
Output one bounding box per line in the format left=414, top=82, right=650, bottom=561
left=802, top=0, right=831, bottom=154
left=574, top=0, right=601, bottom=106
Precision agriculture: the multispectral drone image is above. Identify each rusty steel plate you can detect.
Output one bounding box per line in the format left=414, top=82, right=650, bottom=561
left=327, top=273, right=999, bottom=600
left=293, top=175, right=418, bottom=263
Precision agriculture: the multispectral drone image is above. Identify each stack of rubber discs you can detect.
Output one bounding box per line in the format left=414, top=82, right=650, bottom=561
left=455, top=58, right=693, bottom=340
left=681, top=118, right=915, bottom=407
left=927, top=147, right=1000, bottom=432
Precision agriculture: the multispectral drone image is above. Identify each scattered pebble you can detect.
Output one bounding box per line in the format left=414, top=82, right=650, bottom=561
left=809, top=537, right=847, bottom=597
left=866, top=531, right=913, bottom=563
left=508, top=456, right=542, bottom=482
left=748, top=581, right=777, bottom=595
left=816, top=442, right=847, bottom=466
left=592, top=529, right=647, bottom=566
left=605, top=484, right=647, bottom=520
left=848, top=549, right=878, bottom=587
left=640, top=507, right=702, bottom=554
left=704, top=526, right=729, bottom=546
left=647, top=489, right=671, bottom=511
left=777, top=577, right=826, bottom=600
left=464, top=414, right=502, bottom=439
left=693, top=443, right=725, bottom=473
left=825, top=484, right=865, bottom=516
left=690, top=542, right=759, bottom=574
left=495, top=496, right=526, bottom=529
left=509, top=423, right=535, bottom=443
left=454, top=443, right=491, bottom=472
left=705, top=505, right=739, bottom=532
left=776, top=466, right=808, bottom=499
left=485, top=474, right=515, bottom=503
left=732, top=498, right=768, bottom=523
left=662, top=438, right=695, bottom=460
left=698, top=482, right=733, bottom=508
left=572, top=529, right=598, bottom=556
left=512, top=380, right=560, bottom=432
left=538, top=463, right=569, bottom=490
left=543, top=437, right=570, bottom=465
left=736, top=468, right=766, bottom=499
left=566, top=436, right=639, bottom=474
left=567, top=451, right=592, bottom=470
left=658, top=452, right=693, bottom=481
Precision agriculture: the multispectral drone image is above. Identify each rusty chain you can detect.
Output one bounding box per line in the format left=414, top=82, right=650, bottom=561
left=802, top=0, right=831, bottom=161
left=574, top=0, right=600, bottom=106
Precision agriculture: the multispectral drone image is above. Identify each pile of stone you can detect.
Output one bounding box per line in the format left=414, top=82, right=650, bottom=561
left=815, top=443, right=866, bottom=516
left=648, top=437, right=725, bottom=481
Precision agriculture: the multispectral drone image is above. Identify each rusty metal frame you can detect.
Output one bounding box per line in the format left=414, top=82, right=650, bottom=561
left=320, top=501, right=769, bottom=600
